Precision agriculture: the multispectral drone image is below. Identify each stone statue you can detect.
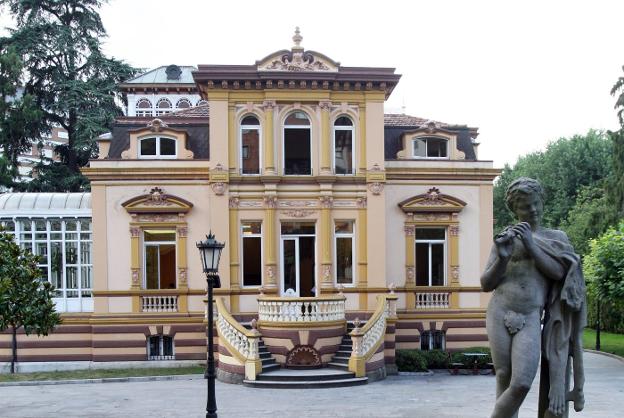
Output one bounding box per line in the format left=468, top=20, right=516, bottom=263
left=481, top=178, right=586, bottom=418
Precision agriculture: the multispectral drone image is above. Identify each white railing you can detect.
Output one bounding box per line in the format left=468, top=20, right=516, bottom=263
left=415, top=292, right=449, bottom=309
left=141, top=295, right=178, bottom=312
left=349, top=293, right=398, bottom=377
left=215, top=298, right=262, bottom=380
left=257, top=295, right=346, bottom=323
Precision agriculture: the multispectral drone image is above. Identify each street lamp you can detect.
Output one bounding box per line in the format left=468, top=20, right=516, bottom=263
left=197, top=232, right=224, bottom=418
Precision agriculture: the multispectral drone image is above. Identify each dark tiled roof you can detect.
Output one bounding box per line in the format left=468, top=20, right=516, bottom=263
left=383, top=113, right=449, bottom=128
left=164, top=103, right=210, bottom=118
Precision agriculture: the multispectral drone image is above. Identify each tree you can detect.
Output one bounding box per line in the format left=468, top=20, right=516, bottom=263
left=493, top=130, right=614, bottom=233
left=0, top=0, right=137, bottom=191
left=560, top=186, right=613, bottom=257
left=0, top=231, right=61, bottom=373
left=609, top=66, right=624, bottom=219
left=0, top=45, right=43, bottom=188
left=584, top=223, right=624, bottom=303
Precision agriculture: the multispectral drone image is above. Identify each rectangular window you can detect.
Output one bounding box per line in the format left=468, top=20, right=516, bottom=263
left=144, top=230, right=176, bottom=289
left=335, top=221, right=354, bottom=285
left=242, top=222, right=262, bottom=287
left=415, top=228, right=446, bottom=286
left=420, top=330, right=446, bottom=351
left=148, top=335, right=175, bottom=360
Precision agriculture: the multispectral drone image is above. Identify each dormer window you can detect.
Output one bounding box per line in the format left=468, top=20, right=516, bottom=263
left=155, top=98, right=172, bottom=116
left=136, top=99, right=153, bottom=117
left=283, top=111, right=311, bottom=175
left=334, top=116, right=354, bottom=174
left=413, top=137, right=448, bottom=158
left=176, top=98, right=192, bottom=109
left=139, top=136, right=177, bottom=159
left=240, top=115, right=261, bottom=175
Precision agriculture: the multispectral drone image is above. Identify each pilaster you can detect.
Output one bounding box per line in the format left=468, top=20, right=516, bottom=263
left=320, top=101, right=332, bottom=174
left=357, top=197, right=368, bottom=310
left=263, top=101, right=276, bottom=174
left=229, top=197, right=241, bottom=312
left=319, top=195, right=333, bottom=291
left=263, top=195, right=278, bottom=290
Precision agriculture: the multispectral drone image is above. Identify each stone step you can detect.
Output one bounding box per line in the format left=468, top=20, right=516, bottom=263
left=259, top=351, right=272, bottom=359
left=335, top=350, right=351, bottom=356
left=261, top=357, right=276, bottom=365
left=261, top=363, right=280, bottom=373
left=331, top=356, right=349, bottom=364
left=256, top=368, right=357, bottom=382
left=243, top=377, right=368, bottom=389
left=246, top=368, right=367, bottom=389
left=327, top=362, right=349, bottom=370
left=339, top=344, right=352, bottom=351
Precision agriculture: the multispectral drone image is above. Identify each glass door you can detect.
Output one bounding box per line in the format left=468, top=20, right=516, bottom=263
left=281, top=238, right=298, bottom=295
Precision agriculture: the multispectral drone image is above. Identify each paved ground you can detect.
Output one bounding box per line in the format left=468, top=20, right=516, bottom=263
left=1, top=352, right=622, bottom=418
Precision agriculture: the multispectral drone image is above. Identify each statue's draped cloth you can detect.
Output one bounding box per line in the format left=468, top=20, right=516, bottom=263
left=534, top=235, right=587, bottom=417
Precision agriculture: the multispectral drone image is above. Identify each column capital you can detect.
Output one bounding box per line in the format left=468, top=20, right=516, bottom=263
left=319, top=100, right=332, bottom=111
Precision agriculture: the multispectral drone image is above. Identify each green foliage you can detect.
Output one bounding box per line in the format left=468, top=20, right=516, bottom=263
left=607, top=129, right=624, bottom=219
left=0, top=46, right=44, bottom=188
left=560, top=186, right=614, bottom=256
left=421, top=349, right=449, bottom=369
left=583, top=222, right=624, bottom=306
left=586, top=294, right=624, bottom=334
left=611, top=65, right=624, bottom=126
left=493, top=130, right=614, bottom=235
left=396, top=349, right=428, bottom=372
left=450, top=347, right=492, bottom=369
left=0, top=0, right=137, bottom=191
left=0, top=230, right=62, bottom=372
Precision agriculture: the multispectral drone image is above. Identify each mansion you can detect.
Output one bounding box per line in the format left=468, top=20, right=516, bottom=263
left=0, top=31, right=499, bottom=384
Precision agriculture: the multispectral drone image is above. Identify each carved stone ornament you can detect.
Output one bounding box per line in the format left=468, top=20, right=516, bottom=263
left=422, top=120, right=441, bottom=134
left=406, top=266, right=415, bottom=282
left=137, top=214, right=178, bottom=223
left=266, top=265, right=276, bottom=279
left=211, top=182, right=226, bottom=196
left=286, top=345, right=321, bottom=368
left=178, top=268, right=188, bottom=286
left=449, top=225, right=460, bottom=236
left=368, top=182, right=384, bottom=195
left=264, top=196, right=278, bottom=209
left=130, top=227, right=141, bottom=238
left=356, top=197, right=367, bottom=208
left=257, top=28, right=339, bottom=73
left=322, top=265, right=332, bottom=281
left=451, top=265, right=460, bottom=281
left=262, top=100, right=276, bottom=111
left=404, top=225, right=415, bottom=236
left=147, top=118, right=168, bottom=132
left=229, top=197, right=240, bottom=209
left=131, top=268, right=140, bottom=286
left=413, top=213, right=451, bottom=222
left=319, top=100, right=332, bottom=111
left=177, top=227, right=188, bottom=238
left=144, top=187, right=172, bottom=206
left=279, top=200, right=317, bottom=208
left=319, top=196, right=333, bottom=209
left=281, top=209, right=314, bottom=218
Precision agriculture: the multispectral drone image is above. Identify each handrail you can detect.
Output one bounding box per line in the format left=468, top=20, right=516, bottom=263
left=348, top=293, right=398, bottom=377
left=215, top=297, right=262, bottom=380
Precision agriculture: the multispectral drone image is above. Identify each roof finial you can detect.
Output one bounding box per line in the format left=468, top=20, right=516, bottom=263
left=293, top=26, right=303, bottom=50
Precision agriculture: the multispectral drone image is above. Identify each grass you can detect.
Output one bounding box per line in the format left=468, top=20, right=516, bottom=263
left=0, top=366, right=205, bottom=382
left=583, top=328, right=624, bottom=358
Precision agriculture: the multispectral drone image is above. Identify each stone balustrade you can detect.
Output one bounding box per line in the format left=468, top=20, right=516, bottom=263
left=141, top=295, right=178, bottom=312
left=257, top=295, right=346, bottom=323
left=415, top=292, right=450, bottom=309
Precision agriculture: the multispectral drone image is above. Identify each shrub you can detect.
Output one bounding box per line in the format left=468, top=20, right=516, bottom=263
left=396, top=349, right=427, bottom=372
left=450, top=347, right=492, bottom=369
left=423, top=349, right=449, bottom=369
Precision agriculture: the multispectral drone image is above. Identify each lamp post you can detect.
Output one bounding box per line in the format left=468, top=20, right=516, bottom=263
left=197, top=232, right=224, bottom=418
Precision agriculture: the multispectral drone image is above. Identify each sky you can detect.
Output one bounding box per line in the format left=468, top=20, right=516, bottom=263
left=2, top=0, right=623, bottom=167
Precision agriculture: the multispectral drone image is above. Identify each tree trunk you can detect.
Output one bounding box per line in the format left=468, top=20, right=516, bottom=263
left=11, top=325, right=17, bottom=374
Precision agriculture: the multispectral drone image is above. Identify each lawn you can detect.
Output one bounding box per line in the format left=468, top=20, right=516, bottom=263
left=0, top=366, right=205, bottom=382
left=583, top=328, right=624, bottom=358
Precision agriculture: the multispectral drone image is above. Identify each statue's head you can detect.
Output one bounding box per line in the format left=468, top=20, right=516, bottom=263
left=505, top=177, right=544, bottom=225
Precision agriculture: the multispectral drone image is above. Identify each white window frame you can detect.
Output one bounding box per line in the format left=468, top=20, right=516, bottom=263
left=1, top=217, right=93, bottom=312
left=239, top=115, right=262, bottom=176
left=175, top=98, right=192, bottom=109
left=136, top=98, right=154, bottom=117
left=415, top=227, right=447, bottom=286
left=332, top=116, right=355, bottom=175
left=279, top=223, right=317, bottom=297
left=241, top=221, right=263, bottom=288
left=155, top=98, right=173, bottom=116
left=420, top=330, right=446, bottom=351
left=282, top=111, right=313, bottom=176
left=334, top=220, right=355, bottom=286
left=138, top=136, right=178, bottom=159
left=412, top=137, right=449, bottom=159
left=147, top=335, right=175, bottom=361
left=142, top=230, right=177, bottom=290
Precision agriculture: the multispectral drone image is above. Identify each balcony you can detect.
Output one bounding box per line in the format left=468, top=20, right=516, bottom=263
left=257, top=295, right=346, bottom=324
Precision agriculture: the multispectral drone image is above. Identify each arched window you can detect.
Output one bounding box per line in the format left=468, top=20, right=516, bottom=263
left=413, top=137, right=448, bottom=158
left=240, top=115, right=261, bottom=175
left=136, top=98, right=153, bottom=117
left=283, top=111, right=311, bottom=175
left=333, top=116, right=354, bottom=174
left=139, top=136, right=177, bottom=158
left=155, top=98, right=173, bottom=116
left=176, top=98, right=192, bottom=109
left=196, top=99, right=208, bottom=106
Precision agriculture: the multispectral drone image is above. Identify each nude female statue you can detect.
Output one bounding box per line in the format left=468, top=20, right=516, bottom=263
left=481, top=178, right=586, bottom=418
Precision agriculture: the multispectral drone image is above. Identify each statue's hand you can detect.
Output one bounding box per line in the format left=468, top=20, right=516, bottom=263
left=512, top=222, right=535, bottom=251
left=494, top=227, right=514, bottom=259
